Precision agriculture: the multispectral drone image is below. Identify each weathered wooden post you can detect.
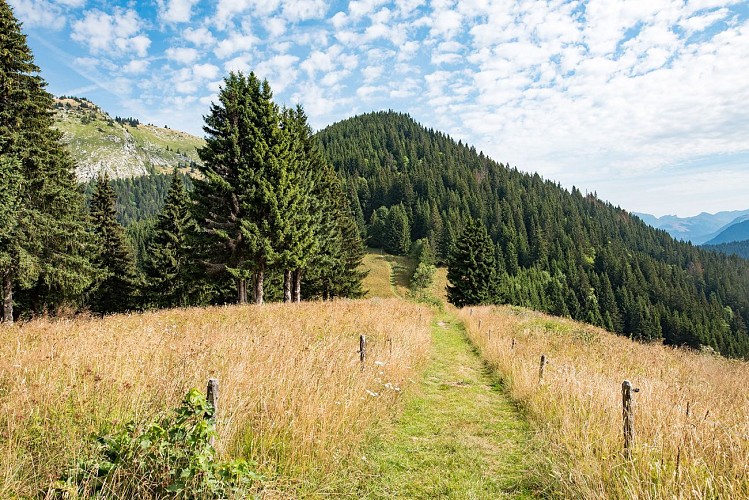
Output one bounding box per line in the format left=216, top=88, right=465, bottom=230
left=359, top=335, right=366, bottom=371
left=488, top=329, right=492, bottom=341
left=538, top=354, right=546, bottom=383
left=622, top=380, right=639, bottom=459
left=387, top=337, right=393, bottom=356
left=511, top=338, right=516, bottom=350
left=206, top=378, right=219, bottom=446
left=479, top=319, right=483, bottom=330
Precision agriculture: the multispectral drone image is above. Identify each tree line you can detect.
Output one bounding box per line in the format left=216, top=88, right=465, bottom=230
left=0, top=2, right=365, bottom=322
left=317, top=111, right=749, bottom=358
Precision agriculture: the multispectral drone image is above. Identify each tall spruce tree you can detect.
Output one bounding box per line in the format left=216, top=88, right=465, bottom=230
left=143, top=171, right=199, bottom=308
left=193, top=72, right=288, bottom=305
left=1, top=1, right=98, bottom=322
left=278, top=105, right=320, bottom=302
left=447, top=219, right=496, bottom=307
left=88, top=176, right=139, bottom=314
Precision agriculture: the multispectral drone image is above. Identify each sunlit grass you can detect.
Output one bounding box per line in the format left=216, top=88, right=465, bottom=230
left=0, top=299, right=432, bottom=496
left=459, top=306, right=749, bottom=499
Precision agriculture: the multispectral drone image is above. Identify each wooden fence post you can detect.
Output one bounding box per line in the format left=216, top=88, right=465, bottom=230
left=539, top=354, right=546, bottom=383
left=359, top=335, right=366, bottom=371
left=511, top=338, right=516, bottom=350
left=387, top=337, right=392, bottom=356
left=479, top=319, right=482, bottom=329
left=622, top=380, right=639, bottom=459
left=206, top=378, right=219, bottom=446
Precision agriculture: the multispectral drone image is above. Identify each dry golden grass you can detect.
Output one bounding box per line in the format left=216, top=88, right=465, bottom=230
left=0, top=299, right=432, bottom=497
left=459, top=306, right=749, bottom=499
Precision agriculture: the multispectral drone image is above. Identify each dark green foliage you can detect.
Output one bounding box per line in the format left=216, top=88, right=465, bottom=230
left=703, top=240, right=749, bottom=260
left=447, top=219, right=496, bottom=307
left=55, top=389, right=261, bottom=497
left=87, top=176, right=139, bottom=314
left=192, top=72, right=294, bottom=304
left=384, top=203, right=411, bottom=255
left=318, top=111, right=749, bottom=358
left=143, top=172, right=201, bottom=308
left=83, top=168, right=193, bottom=226
left=1, top=1, right=98, bottom=321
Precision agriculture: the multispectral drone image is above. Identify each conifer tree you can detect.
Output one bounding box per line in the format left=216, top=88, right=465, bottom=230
left=88, top=176, right=139, bottom=314
left=447, top=219, right=496, bottom=307
left=1, top=1, right=98, bottom=322
left=192, top=72, right=282, bottom=304
left=143, top=171, right=199, bottom=308
left=278, top=105, right=321, bottom=302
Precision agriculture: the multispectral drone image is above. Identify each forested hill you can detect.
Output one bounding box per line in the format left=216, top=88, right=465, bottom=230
left=317, top=111, right=749, bottom=358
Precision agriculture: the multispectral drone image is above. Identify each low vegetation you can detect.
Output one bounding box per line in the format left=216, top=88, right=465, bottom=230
left=0, top=299, right=432, bottom=496
left=459, top=306, right=749, bottom=498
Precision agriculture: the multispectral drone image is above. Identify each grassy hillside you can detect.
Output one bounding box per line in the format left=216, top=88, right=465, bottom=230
left=54, top=97, right=205, bottom=181
left=361, top=248, right=447, bottom=303
left=460, top=305, right=749, bottom=498
left=0, top=299, right=432, bottom=496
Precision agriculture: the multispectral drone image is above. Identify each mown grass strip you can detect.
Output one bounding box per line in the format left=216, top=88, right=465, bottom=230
left=344, top=311, right=539, bottom=499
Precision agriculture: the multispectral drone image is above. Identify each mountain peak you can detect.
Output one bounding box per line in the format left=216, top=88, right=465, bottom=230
left=53, top=96, right=205, bottom=181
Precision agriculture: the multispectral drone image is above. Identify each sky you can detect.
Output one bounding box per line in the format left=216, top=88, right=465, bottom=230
left=9, top=0, right=749, bottom=217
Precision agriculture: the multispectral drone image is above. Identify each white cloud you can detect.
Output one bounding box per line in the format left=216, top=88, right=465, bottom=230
left=224, top=54, right=252, bottom=73
left=158, top=0, right=200, bottom=24
left=214, top=0, right=280, bottom=29
left=193, top=63, right=220, bottom=80
left=71, top=8, right=150, bottom=57
left=123, top=59, right=149, bottom=74
left=264, top=17, right=286, bottom=37
left=8, top=0, right=66, bottom=29
left=282, top=0, right=327, bottom=22
left=183, top=27, right=217, bottom=47
left=254, top=54, right=301, bottom=92
left=214, top=33, right=259, bottom=59
left=165, top=47, right=199, bottom=64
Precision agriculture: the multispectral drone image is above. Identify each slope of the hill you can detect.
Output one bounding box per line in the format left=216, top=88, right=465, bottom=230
left=317, top=111, right=749, bottom=358
left=54, top=96, right=204, bottom=181
left=705, top=218, right=749, bottom=245
left=634, top=210, right=749, bottom=244
left=703, top=239, right=749, bottom=260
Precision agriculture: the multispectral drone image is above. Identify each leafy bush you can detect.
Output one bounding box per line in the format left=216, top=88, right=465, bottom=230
left=53, top=389, right=261, bottom=498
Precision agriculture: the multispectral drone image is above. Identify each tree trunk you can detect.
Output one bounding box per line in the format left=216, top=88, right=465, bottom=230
left=293, top=269, right=302, bottom=302
left=2, top=271, right=13, bottom=325
left=283, top=269, right=292, bottom=303
left=237, top=278, right=247, bottom=304
left=254, top=265, right=264, bottom=305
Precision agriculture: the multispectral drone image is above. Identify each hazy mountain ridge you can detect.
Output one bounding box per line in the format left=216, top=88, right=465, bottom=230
left=705, top=219, right=749, bottom=245
left=634, top=210, right=749, bottom=244
left=53, top=96, right=205, bottom=181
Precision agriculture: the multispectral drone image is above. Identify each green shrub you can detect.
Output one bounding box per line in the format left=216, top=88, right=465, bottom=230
left=53, top=389, right=261, bottom=498
left=410, top=262, right=436, bottom=291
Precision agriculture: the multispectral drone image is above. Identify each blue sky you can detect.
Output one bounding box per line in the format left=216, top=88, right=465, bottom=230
left=10, top=0, right=749, bottom=217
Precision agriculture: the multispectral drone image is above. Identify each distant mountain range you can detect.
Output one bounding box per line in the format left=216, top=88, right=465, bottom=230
left=53, top=96, right=204, bottom=181
left=634, top=210, right=749, bottom=245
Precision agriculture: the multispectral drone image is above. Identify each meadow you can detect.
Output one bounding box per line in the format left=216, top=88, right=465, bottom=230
left=460, top=306, right=749, bottom=499
left=0, top=299, right=432, bottom=497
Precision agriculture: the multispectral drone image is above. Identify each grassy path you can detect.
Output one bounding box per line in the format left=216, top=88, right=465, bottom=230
left=352, top=311, right=537, bottom=498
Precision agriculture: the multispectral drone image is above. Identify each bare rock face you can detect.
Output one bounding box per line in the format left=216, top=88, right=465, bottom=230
left=53, top=97, right=204, bottom=181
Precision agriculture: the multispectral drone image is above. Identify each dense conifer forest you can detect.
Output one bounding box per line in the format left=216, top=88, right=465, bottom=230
left=703, top=240, right=749, bottom=260
left=317, top=111, right=749, bottom=358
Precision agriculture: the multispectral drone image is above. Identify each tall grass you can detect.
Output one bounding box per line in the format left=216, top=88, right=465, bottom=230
left=459, top=306, right=749, bottom=499
left=0, top=298, right=432, bottom=496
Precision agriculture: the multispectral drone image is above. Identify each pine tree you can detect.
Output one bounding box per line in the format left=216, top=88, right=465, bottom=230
left=385, top=203, right=411, bottom=255
left=278, top=105, right=321, bottom=302
left=447, top=219, right=496, bottom=307
left=1, top=1, right=98, bottom=322
left=143, top=171, right=199, bottom=308
left=192, top=72, right=282, bottom=304
left=88, top=176, right=139, bottom=314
